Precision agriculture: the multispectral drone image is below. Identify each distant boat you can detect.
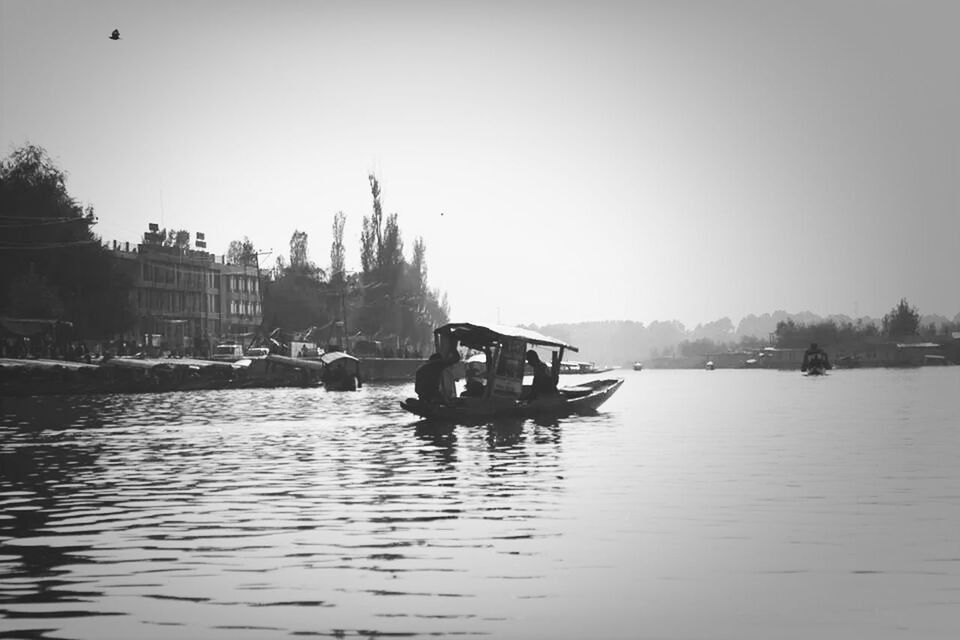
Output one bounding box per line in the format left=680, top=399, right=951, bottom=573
left=633, top=362, right=643, bottom=371
left=801, top=348, right=831, bottom=376
left=560, top=360, right=614, bottom=375
left=705, top=361, right=715, bottom=371
left=802, top=364, right=828, bottom=376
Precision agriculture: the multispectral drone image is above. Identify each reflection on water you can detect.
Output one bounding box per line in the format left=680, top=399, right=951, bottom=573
left=1, top=384, right=572, bottom=639
left=2, top=369, right=960, bottom=639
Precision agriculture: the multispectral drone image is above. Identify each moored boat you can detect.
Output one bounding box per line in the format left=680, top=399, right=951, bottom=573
left=400, top=322, right=624, bottom=422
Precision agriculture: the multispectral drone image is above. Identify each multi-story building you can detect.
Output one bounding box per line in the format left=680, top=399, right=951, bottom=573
left=108, top=239, right=263, bottom=355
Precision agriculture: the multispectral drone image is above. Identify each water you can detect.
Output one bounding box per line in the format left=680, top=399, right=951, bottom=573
left=2, top=368, right=959, bottom=639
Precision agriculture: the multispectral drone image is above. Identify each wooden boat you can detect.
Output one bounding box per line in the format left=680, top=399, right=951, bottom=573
left=402, top=377, right=624, bottom=421
left=802, top=365, right=828, bottom=376
left=319, top=351, right=362, bottom=391
left=400, top=322, right=624, bottom=422
left=800, top=345, right=831, bottom=376
left=559, top=360, right=614, bottom=375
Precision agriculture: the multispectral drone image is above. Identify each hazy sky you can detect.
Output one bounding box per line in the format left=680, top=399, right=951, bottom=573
left=2, top=0, right=957, bottom=328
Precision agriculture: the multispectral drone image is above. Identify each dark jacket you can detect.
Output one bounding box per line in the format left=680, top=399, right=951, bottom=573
left=415, top=358, right=447, bottom=402
left=529, top=361, right=556, bottom=397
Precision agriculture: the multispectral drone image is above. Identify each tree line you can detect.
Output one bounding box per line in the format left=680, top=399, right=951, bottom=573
left=0, top=144, right=448, bottom=355
left=230, top=174, right=449, bottom=354
left=769, top=298, right=957, bottom=349
left=668, top=299, right=954, bottom=356
left=531, top=298, right=960, bottom=365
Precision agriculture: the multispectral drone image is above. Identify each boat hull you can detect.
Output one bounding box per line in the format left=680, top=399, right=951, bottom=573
left=400, top=378, right=624, bottom=422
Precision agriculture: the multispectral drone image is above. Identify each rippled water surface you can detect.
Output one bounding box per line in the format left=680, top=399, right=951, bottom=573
left=2, top=368, right=960, bottom=639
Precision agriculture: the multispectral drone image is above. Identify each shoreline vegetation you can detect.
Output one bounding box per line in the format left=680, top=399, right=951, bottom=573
left=528, top=300, right=960, bottom=369
left=2, top=146, right=958, bottom=377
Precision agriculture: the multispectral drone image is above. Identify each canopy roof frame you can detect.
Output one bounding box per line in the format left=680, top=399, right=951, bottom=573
left=434, top=323, right=578, bottom=352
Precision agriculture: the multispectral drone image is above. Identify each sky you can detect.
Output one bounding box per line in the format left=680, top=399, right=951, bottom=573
left=2, top=0, right=957, bottom=329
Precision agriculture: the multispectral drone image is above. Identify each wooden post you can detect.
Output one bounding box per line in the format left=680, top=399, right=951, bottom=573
left=552, top=347, right=564, bottom=387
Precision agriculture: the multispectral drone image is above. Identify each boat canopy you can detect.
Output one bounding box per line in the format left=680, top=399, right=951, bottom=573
left=435, top=323, right=578, bottom=352
left=266, top=353, right=326, bottom=371
left=320, top=351, right=360, bottom=366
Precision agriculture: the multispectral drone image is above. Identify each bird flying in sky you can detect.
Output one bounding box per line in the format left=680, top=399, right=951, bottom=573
left=109, top=29, right=121, bottom=40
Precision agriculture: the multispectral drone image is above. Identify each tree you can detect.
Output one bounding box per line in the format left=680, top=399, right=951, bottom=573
left=692, top=317, right=735, bottom=342
left=410, top=237, right=426, bottom=299
left=287, top=229, right=323, bottom=280
left=0, top=145, right=135, bottom=338
left=353, top=174, right=448, bottom=351
left=290, top=230, right=308, bottom=269
left=227, top=236, right=257, bottom=266
left=381, top=214, right=404, bottom=268
left=882, top=298, right=920, bottom=338
left=7, top=271, right=64, bottom=318
left=166, top=229, right=190, bottom=250
left=329, top=211, right=346, bottom=284
left=360, top=174, right=384, bottom=274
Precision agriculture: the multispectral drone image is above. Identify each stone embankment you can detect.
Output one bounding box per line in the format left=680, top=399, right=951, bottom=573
left=0, top=356, right=319, bottom=397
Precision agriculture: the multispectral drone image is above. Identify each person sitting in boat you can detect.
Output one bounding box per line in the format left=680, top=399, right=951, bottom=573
left=415, top=354, right=446, bottom=402
left=801, top=342, right=831, bottom=372
left=415, top=348, right=461, bottom=403
left=525, top=350, right=557, bottom=399
left=461, top=355, right=487, bottom=398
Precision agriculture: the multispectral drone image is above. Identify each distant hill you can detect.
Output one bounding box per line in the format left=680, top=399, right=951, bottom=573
left=528, top=310, right=960, bottom=367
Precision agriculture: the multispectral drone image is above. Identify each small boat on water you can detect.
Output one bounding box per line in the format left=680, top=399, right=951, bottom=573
left=559, top=360, right=615, bottom=375
left=633, top=362, right=643, bottom=371
left=801, top=345, right=831, bottom=377
left=400, top=322, right=624, bottom=422
left=803, top=365, right=828, bottom=376
left=319, top=351, right=362, bottom=391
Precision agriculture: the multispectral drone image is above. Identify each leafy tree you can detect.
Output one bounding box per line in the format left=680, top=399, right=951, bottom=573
left=167, top=229, right=190, bottom=250
left=262, top=271, right=331, bottom=334
left=882, top=298, right=920, bottom=338
left=692, top=317, right=735, bottom=342
left=272, top=255, right=286, bottom=279
left=287, top=229, right=323, bottom=280
left=227, top=237, right=257, bottom=266
left=679, top=337, right=719, bottom=357
left=7, top=271, right=64, bottom=318
left=259, top=176, right=449, bottom=354
left=0, top=145, right=135, bottom=338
